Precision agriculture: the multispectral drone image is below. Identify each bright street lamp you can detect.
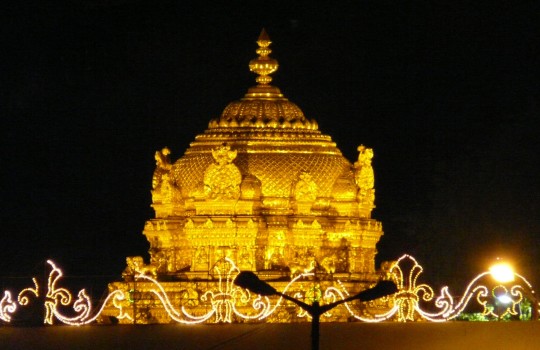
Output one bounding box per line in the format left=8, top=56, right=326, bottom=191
left=490, top=261, right=515, bottom=283
left=234, top=271, right=398, bottom=350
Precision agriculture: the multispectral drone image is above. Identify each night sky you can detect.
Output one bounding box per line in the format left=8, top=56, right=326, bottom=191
left=2, top=1, right=539, bottom=292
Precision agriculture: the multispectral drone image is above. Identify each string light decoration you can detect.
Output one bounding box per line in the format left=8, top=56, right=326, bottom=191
left=389, top=255, right=453, bottom=322
left=41, top=260, right=130, bottom=325
left=6, top=260, right=129, bottom=325
left=327, top=277, right=398, bottom=323
left=132, top=257, right=267, bottom=324
left=0, top=291, right=17, bottom=322
left=17, top=277, right=39, bottom=306
left=0, top=256, right=537, bottom=325
left=320, top=255, right=430, bottom=323
left=441, top=270, right=535, bottom=321
left=341, top=255, right=537, bottom=322
left=132, top=257, right=316, bottom=323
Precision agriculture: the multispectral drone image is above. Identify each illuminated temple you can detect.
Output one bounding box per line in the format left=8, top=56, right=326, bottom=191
left=3, top=31, right=536, bottom=327
left=104, top=30, right=386, bottom=324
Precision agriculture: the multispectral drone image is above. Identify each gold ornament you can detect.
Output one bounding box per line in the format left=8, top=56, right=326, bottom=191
left=354, top=145, right=375, bottom=207
left=203, top=144, right=242, bottom=200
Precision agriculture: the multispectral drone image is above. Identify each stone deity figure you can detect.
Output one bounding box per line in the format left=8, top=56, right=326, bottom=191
left=151, top=147, right=181, bottom=205
left=152, top=147, right=172, bottom=189
left=203, top=144, right=242, bottom=199
left=294, top=171, right=318, bottom=202
left=354, top=145, right=375, bottom=206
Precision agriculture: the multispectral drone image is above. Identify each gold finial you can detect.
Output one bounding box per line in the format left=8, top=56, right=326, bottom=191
left=249, top=28, right=279, bottom=85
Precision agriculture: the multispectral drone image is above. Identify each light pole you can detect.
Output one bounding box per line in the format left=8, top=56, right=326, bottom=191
left=234, top=271, right=398, bottom=350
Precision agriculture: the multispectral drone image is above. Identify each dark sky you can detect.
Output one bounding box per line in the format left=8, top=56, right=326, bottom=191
left=2, top=1, right=539, bottom=292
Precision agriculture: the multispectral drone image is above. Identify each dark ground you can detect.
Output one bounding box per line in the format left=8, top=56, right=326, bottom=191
left=2, top=322, right=540, bottom=350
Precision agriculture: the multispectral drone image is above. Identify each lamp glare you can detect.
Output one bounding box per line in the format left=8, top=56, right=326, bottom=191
left=490, top=262, right=515, bottom=283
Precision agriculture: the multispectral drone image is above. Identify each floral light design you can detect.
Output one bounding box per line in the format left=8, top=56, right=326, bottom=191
left=134, top=257, right=311, bottom=323
left=389, top=255, right=454, bottom=322
left=441, top=270, right=535, bottom=321
left=17, top=277, right=39, bottom=306
left=6, top=260, right=129, bottom=325
left=0, top=291, right=17, bottom=322
left=133, top=257, right=268, bottom=323
left=342, top=255, right=536, bottom=322
left=0, top=255, right=536, bottom=325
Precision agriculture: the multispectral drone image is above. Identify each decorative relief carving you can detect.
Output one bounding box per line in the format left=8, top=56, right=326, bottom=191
left=331, top=172, right=357, bottom=201
left=122, top=256, right=159, bottom=281
left=179, top=283, right=200, bottom=308
left=294, top=171, right=318, bottom=202
left=289, top=248, right=316, bottom=277
left=203, top=145, right=242, bottom=200
left=193, top=247, right=209, bottom=271
left=354, top=145, right=375, bottom=207
left=265, top=247, right=286, bottom=270
left=156, top=174, right=182, bottom=204
left=236, top=246, right=254, bottom=270
left=240, top=174, right=262, bottom=199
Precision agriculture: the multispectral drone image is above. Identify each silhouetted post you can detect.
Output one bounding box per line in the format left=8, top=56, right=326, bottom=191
left=311, top=301, right=320, bottom=350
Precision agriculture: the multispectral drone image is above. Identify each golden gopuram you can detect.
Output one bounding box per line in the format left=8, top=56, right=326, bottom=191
left=104, top=30, right=387, bottom=324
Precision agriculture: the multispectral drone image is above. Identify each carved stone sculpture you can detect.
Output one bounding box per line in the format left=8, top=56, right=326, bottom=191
left=122, top=256, right=159, bottom=281
left=203, top=145, right=242, bottom=200
left=152, top=147, right=172, bottom=189
left=354, top=145, right=375, bottom=206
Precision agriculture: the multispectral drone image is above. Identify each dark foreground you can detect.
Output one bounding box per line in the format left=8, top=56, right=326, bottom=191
left=2, top=322, right=540, bottom=350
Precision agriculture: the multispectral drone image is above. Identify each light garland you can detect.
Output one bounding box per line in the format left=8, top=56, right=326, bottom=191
left=134, top=258, right=252, bottom=323
left=0, top=256, right=537, bottom=325
left=6, top=260, right=129, bottom=325
left=134, top=258, right=315, bottom=323
left=351, top=255, right=537, bottom=322
left=18, top=277, right=39, bottom=306
left=333, top=254, right=537, bottom=323
left=0, top=291, right=17, bottom=322
left=328, top=280, right=397, bottom=323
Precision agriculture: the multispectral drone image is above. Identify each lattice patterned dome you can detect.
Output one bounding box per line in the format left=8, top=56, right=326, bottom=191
left=171, top=29, right=352, bottom=204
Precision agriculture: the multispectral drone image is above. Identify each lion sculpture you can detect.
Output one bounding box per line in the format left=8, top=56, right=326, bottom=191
left=122, top=256, right=159, bottom=281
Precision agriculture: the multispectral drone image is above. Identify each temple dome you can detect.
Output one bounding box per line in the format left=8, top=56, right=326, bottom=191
left=108, top=30, right=382, bottom=325
left=208, top=30, right=315, bottom=131
left=171, top=30, right=355, bottom=203
left=214, top=94, right=311, bottom=129
left=143, top=29, right=380, bottom=292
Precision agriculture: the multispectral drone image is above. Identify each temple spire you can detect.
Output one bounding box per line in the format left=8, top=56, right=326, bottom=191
left=249, top=28, right=279, bottom=85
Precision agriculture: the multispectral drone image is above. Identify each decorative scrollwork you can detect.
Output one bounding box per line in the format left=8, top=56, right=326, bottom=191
left=0, top=255, right=537, bottom=325
left=6, top=260, right=129, bottom=325
left=135, top=257, right=273, bottom=323
left=17, top=277, right=39, bottom=306
left=342, top=255, right=537, bottom=322
left=0, top=291, right=17, bottom=322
